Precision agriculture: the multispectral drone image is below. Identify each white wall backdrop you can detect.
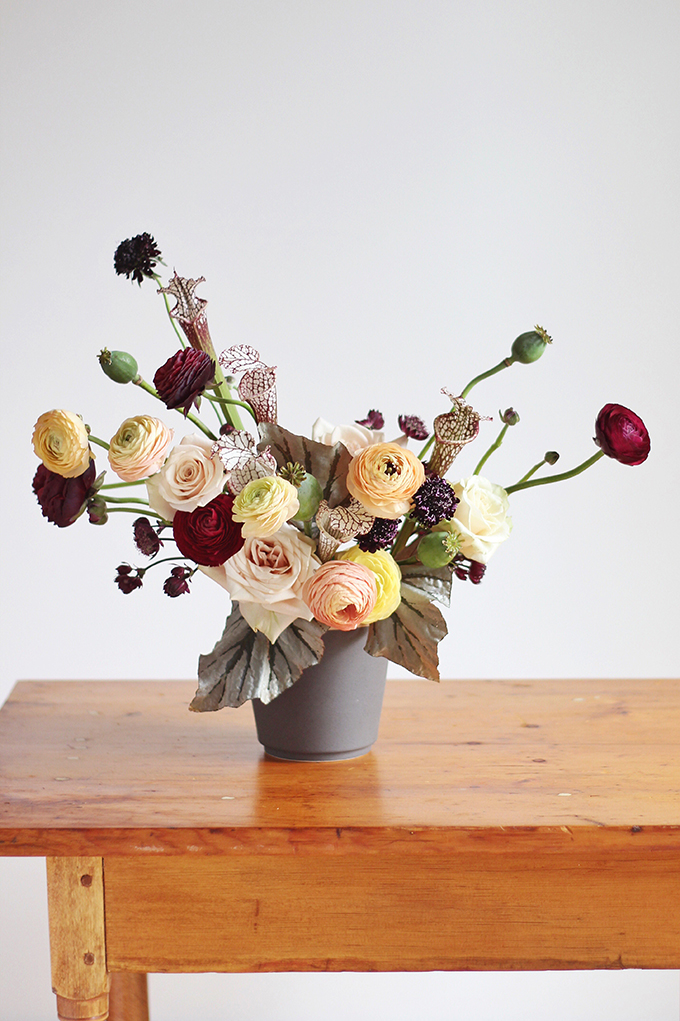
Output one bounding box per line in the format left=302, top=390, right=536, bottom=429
left=1, top=2, right=678, bottom=1019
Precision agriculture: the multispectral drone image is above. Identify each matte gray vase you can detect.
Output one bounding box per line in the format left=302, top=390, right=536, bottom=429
left=251, top=628, right=388, bottom=761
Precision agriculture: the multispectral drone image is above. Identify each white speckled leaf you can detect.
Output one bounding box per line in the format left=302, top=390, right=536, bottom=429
left=227, top=450, right=278, bottom=494
left=218, top=344, right=265, bottom=374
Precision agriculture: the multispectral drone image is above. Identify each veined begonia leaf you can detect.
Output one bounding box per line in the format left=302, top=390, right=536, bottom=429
left=364, top=581, right=448, bottom=681
left=257, top=423, right=352, bottom=507
left=398, top=562, right=454, bottom=607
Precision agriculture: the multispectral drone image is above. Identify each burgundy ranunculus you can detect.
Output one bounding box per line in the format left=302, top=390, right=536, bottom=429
left=594, top=404, right=650, bottom=466
left=173, top=493, right=244, bottom=566
left=153, top=348, right=215, bottom=416
left=33, top=461, right=97, bottom=528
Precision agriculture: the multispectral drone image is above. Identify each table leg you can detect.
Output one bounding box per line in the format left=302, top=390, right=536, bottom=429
left=46, top=857, right=110, bottom=1021
left=109, top=973, right=149, bottom=1021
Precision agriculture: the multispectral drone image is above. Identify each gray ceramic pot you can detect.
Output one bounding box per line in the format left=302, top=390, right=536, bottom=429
left=251, top=628, right=388, bottom=761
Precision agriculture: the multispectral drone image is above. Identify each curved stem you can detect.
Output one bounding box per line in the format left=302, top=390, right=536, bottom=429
left=106, top=507, right=166, bottom=520
left=391, top=517, right=417, bottom=557
left=514, top=459, right=547, bottom=486
left=88, top=434, right=110, bottom=450
left=201, top=391, right=258, bottom=421
left=133, top=377, right=217, bottom=440
left=460, top=358, right=514, bottom=400
left=418, top=435, right=435, bottom=462
left=505, top=449, right=605, bottom=495
left=102, top=495, right=150, bottom=505
left=473, top=423, right=508, bottom=476
left=100, top=480, right=145, bottom=490
left=154, top=274, right=186, bottom=349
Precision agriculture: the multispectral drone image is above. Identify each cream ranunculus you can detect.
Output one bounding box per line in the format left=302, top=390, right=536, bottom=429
left=311, top=417, right=384, bottom=456
left=108, top=415, right=174, bottom=482
left=201, top=524, right=320, bottom=643
left=437, top=476, right=512, bottom=564
left=231, top=475, right=299, bottom=537
left=32, top=410, right=92, bottom=478
left=347, top=442, right=425, bottom=519
left=146, top=433, right=227, bottom=520
left=337, top=546, right=401, bottom=623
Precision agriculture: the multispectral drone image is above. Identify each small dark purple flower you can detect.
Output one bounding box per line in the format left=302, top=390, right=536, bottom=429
left=411, top=476, right=459, bottom=528
left=133, top=517, right=163, bottom=557
left=163, top=566, right=192, bottom=597
left=115, top=564, right=144, bottom=593
left=357, top=517, right=400, bottom=553
left=453, top=555, right=486, bottom=584
left=398, top=415, right=429, bottom=441
left=356, top=410, right=384, bottom=430
left=113, top=233, right=162, bottom=284
left=154, top=348, right=215, bottom=416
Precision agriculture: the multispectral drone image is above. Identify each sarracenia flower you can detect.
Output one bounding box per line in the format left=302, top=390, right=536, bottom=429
left=347, top=442, right=425, bottom=518
left=337, top=546, right=401, bottom=623
left=108, top=415, right=174, bottom=482
left=303, top=559, right=377, bottom=631
left=32, top=410, right=92, bottom=478
left=231, top=475, right=299, bottom=537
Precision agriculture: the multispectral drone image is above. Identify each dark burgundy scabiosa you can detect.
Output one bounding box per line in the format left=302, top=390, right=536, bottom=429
left=163, top=566, right=193, bottom=597
left=173, top=493, right=244, bottom=567
left=357, top=516, right=400, bottom=553
left=113, top=233, right=162, bottom=284
left=594, top=404, right=650, bottom=466
left=452, top=555, right=486, bottom=584
left=133, top=517, right=163, bottom=557
left=153, top=348, right=215, bottom=417
left=115, top=564, right=144, bottom=593
left=356, top=410, right=385, bottom=430
left=33, top=461, right=97, bottom=528
left=411, top=476, right=459, bottom=529
left=398, top=414, right=429, bottom=441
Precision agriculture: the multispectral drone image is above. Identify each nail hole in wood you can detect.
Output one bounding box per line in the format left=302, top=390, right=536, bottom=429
left=80, top=874, right=93, bottom=887
left=83, top=953, right=95, bottom=966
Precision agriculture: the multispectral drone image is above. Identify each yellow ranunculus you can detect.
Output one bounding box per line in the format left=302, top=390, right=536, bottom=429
left=232, top=475, right=300, bottom=537
left=337, top=545, right=401, bottom=623
left=32, top=410, right=92, bottom=478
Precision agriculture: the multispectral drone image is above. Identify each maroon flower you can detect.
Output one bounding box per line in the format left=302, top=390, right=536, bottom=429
left=357, top=516, right=400, bottom=553
left=453, top=555, right=486, bottom=584
left=133, top=517, right=163, bottom=557
left=113, top=233, right=162, bottom=285
left=33, top=461, right=97, bottom=528
left=411, top=476, right=459, bottom=528
left=356, top=410, right=385, bottom=430
left=154, top=348, right=215, bottom=416
left=173, top=493, right=244, bottom=566
left=594, top=404, right=650, bottom=466
left=163, top=566, right=192, bottom=597
left=115, top=564, right=144, bottom=593
left=398, top=414, right=429, bottom=441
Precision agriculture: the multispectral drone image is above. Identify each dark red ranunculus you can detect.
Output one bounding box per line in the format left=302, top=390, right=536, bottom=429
left=594, top=404, right=650, bottom=466
left=172, top=493, right=244, bottom=566
left=33, top=461, right=97, bottom=527
left=153, top=348, right=215, bottom=416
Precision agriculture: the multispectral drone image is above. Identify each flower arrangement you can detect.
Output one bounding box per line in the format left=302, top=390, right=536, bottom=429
left=32, top=234, right=651, bottom=710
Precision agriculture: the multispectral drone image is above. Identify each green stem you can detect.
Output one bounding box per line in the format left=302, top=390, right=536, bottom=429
left=418, top=435, right=435, bottom=462
left=102, top=495, right=150, bottom=505
left=201, top=391, right=258, bottom=422
left=106, top=507, right=167, bottom=520
left=100, top=480, right=145, bottom=490
left=473, top=423, right=509, bottom=476
left=88, top=434, right=110, bottom=450
left=391, top=517, right=417, bottom=557
left=140, top=555, right=191, bottom=571
left=514, top=459, right=547, bottom=486
left=505, top=450, right=605, bottom=495
left=460, top=358, right=514, bottom=400
left=154, top=274, right=186, bottom=349
left=133, top=377, right=217, bottom=440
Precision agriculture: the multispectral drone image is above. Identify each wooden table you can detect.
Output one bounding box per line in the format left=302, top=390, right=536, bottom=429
left=1, top=679, right=679, bottom=1021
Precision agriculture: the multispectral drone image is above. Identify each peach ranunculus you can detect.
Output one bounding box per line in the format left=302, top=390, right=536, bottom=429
left=302, top=559, right=377, bottom=631
left=311, top=417, right=384, bottom=456
left=32, top=410, right=92, bottom=478
left=231, top=475, right=299, bottom=537
left=337, top=546, right=401, bottom=623
left=146, top=433, right=227, bottom=520
left=347, top=442, right=425, bottom=519
left=201, top=524, right=320, bottom=643
left=108, top=415, right=174, bottom=482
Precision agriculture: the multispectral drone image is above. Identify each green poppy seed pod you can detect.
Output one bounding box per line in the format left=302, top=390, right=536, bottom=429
left=293, top=473, right=323, bottom=522
left=417, top=531, right=456, bottom=569
left=98, top=348, right=139, bottom=384
left=544, top=450, right=560, bottom=465
left=510, top=326, right=552, bottom=364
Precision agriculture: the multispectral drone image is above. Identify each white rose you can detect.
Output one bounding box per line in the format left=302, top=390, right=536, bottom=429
left=438, top=476, right=512, bottom=564
left=200, top=524, right=321, bottom=643
left=146, top=433, right=226, bottom=520
left=311, top=416, right=385, bottom=456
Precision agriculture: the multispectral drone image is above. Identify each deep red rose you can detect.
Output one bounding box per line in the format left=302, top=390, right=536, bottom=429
left=172, top=493, right=244, bottom=566
left=594, top=404, right=650, bottom=466
left=33, top=461, right=97, bottom=528
left=154, top=348, right=215, bottom=416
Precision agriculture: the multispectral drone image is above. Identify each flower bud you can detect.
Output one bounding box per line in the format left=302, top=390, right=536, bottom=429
left=500, top=408, right=520, bottom=426
left=544, top=450, right=560, bottom=465
left=417, top=531, right=456, bottom=568
left=98, top=348, right=139, bottom=384
left=510, top=326, right=552, bottom=364
left=87, top=496, right=108, bottom=525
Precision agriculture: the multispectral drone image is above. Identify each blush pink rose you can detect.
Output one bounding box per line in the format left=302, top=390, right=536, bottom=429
left=302, top=559, right=377, bottom=631
left=146, top=433, right=227, bottom=520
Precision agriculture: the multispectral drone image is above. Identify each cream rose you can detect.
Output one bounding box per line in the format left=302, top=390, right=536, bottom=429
left=108, top=415, right=174, bottom=482
left=312, top=417, right=384, bottom=456
left=146, top=433, right=226, bottom=520
left=436, top=476, right=512, bottom=564
left=201, top=524, right=320, bottom=643
left=347, top=442, right=425, bottom=519
left=32, top=410, right=92, bottom=478
left=232, top=475, right=299, bottom=537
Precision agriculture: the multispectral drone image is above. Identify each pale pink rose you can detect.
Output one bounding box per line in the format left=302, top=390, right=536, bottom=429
left=201, top=524, right=320, bottom=643
left=302, top=559, right=377, bottom=631
left=311, top=417, right=384, bottom=456
left=146, top=433, right=227, bottom=520
left=108, top=415, right=174, bottom=482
